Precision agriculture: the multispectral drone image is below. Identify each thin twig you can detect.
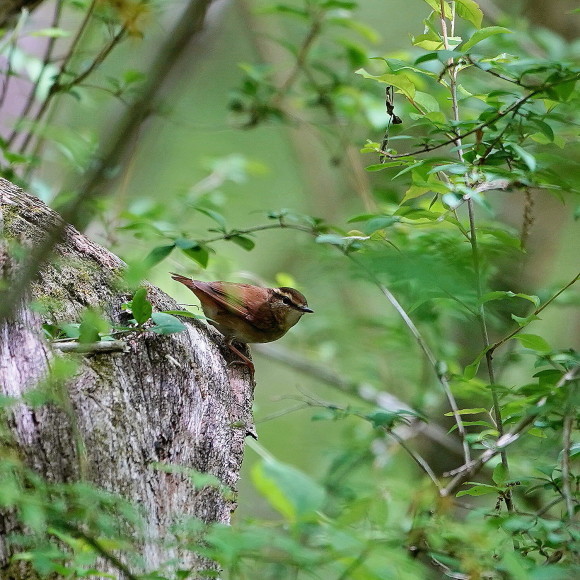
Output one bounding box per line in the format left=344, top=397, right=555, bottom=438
left=275, top=12, right=322, bottom=100
left=390, top=431, right=442, bottom=490
left=488, top=272, right=580, bottom=356
left=367, top=275, right=471, bottom=464
left=277, top=394, right=443, bottom=489
left=561, top=384, right=577, bottom=519
left=200, top=222, right=315, bottom=244
left=6, top=1, right=64, bottom=147
left=61, top=26, right=126, bottom=91
left=51, top=340, right=128, bottom=353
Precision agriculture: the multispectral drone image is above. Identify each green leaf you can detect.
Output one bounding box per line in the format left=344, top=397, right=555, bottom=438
left=511, top=313, right=541, bottom=327
left=181, top=245, right=209, bottom=268
left=415, top=49, right=462, bottom=64
left=457, top=483, right=499, bottom=497
left=150, top=313, right=187, bottom=335
left=251, top=458, right=326, bottom=522
left=455, top=0, right=483, bottom=27
left=568, top=443, right=580, bottom=459
left=365, top=410, right=398, bottom=429
left=356, top=68, right=416, bottom=100
left=60, top=323, right=81, bottom=339
left=464, top=349, right=488, bottom=379
left=122, top=69, right=146, bottom=85
left=78, top=319, right=100, bottom=343
left=509, top=144, right=536, bottom=172
left=492, top=463, right=508, bottom=486
left=196, top=207, right=227, bottom=229
left=422, top=0, right=452, bottom=18
left=448, top=420, right=492, bottom=432
left=444, top=408, right=488, bottom=416
left=366, top=162, right=408, bottom=171
left=315, top=234, right=346, bottom=246
left=130, top=288, right=152, bottom=325
left=145, top=244, right=175, bottom=267
left=513, top=334, right=551, bottom=354
left=174, top=238, right=200, bottom=250
left=412, top=33, right=444, bottom=51
left=480, top=291, right=540, bottom=308
left=412, top=90, right=441, bottom=113
left=347, top=213, right=377, bottom=223
left=77, top=310, right=110, bottom=344
left=552, top=78, right=577, bottom=102
left=530, top=118, right=554, bottom=142
left=462, top=26, right=510, bottom=51
left=229, top=235, right=255, bottom=251
left=363, top=216, right=398, bottom=234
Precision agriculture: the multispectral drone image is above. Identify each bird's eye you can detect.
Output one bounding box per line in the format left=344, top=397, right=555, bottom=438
left=282, top=296, right=293, bottom=306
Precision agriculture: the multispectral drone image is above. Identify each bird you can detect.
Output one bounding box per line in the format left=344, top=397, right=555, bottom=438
left=170, top=273, right=313, bottom=377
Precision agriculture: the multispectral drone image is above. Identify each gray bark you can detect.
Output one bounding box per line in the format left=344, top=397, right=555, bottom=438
left=0, top=178, right=255, bottom=577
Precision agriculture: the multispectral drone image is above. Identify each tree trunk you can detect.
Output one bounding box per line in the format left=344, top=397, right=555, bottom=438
left=0, top=178, right=255, bottom=577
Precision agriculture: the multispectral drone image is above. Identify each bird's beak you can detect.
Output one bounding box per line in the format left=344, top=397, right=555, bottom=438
left=301, top=307, right=314, bottom=313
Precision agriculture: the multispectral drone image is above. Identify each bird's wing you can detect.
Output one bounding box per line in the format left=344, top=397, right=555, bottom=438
left=171, top=274, right=277, bottom=332
left=194, top=280, right=249, bottom=318
left=171, top=274, right=252, bottom=318
left=201, top=282, right=279, bottom=331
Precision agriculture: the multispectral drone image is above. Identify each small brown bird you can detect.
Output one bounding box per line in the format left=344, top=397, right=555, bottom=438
left=171, top=273, right=313, bottom=376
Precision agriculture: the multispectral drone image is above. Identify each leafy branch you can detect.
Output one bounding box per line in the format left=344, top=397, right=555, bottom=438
left=487, top=271, right=580, bottom=358
left=378, top=74, right=578, bottom=160
left=442, top=366, right=579, bottom=497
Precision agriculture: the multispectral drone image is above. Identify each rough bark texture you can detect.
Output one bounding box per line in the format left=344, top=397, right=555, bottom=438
left=0, top=178, right=255, bottom=577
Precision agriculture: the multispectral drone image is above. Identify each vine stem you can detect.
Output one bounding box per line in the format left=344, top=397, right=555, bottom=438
left=439, top=0, right=513, bottom=509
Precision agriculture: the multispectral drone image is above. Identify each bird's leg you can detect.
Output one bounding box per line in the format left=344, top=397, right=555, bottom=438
left=225, top=338, right=255, bottom=381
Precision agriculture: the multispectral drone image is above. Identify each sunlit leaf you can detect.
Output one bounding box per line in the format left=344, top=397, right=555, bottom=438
left=455, top=0, right=483, bottom=28
left=457, top=483, right=499, bottom=497
left=130, top=288, right=152, bottom=325
left=513, top=334, right=551, bottom=353
left=462, top=27, right=511, bottom=51
left=356, top=68, right=416, bottom=100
